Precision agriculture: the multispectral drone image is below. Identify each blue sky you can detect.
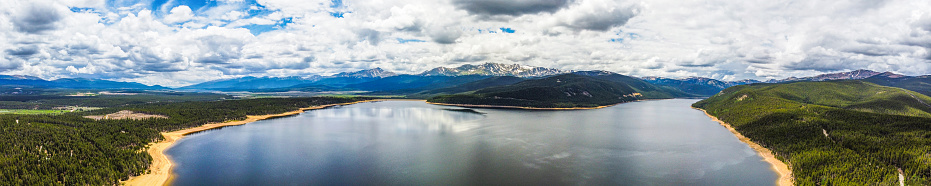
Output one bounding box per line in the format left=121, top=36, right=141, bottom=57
left=2, top=0, right=931, bottom=86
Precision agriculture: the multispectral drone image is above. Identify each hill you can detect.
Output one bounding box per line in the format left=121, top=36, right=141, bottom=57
left=411, top=76, right=524, bottom=96
left=573, top=71, right=695, bottom=98
left=428, top=73, right=678, bottom=108
left=179, top=76, right=320, bottom=91
left=864, top=72, right=931, bottom=97
left=693, top=81, right=931, bottom=185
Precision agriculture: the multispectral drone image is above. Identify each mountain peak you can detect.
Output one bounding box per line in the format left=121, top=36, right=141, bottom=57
left=419, top=63, right=569, bottom=77
left=780, top=69, right=882, bottom=82
left=874, top=71, right=906, bottom=78
left=333, top=68, right=398, bottom=78
left=572, top=70, right=617, bottom=76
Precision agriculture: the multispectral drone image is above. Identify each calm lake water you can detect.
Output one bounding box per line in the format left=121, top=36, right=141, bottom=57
left=166, top=99, right=777, bottom=185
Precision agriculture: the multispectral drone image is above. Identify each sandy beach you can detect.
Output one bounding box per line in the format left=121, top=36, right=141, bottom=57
left=694, top=108, right=793, bottom=186
left=122, top=99, right=380, bottom=186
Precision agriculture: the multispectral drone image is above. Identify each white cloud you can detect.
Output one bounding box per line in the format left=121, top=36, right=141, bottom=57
left=163, top=5, right=193, bottom=24
left=1, top=0, right=931, bottom=87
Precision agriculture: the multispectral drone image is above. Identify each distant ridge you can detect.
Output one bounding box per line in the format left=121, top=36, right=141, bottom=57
left=333, top=68, right=398, bottom=78
left=0, top=75, right=166, bottom=90
left=641, top=76, right=760, bottom=97
left=179, top=76, right=319, bottom=90
left=4, top=67, right=929, bottom=96
left=769, top=69, right=882, bottom=83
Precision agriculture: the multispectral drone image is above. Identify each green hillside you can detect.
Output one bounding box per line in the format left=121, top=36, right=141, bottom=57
left=428, top=74, right=674, bottom=108
left=405, top=76, right=524, bottom=98
left=693, top=80, right=931, bottom=185
left=0, top=97, right=368, bottom=185
left=864, top=74, right=931, bottom=97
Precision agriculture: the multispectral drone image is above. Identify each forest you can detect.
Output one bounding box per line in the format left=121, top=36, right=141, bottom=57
left=693, top=80, right=931, bottom=185
left=427, top=73, right=681, bottom=108
left=0, top=97, right=369, bottom=185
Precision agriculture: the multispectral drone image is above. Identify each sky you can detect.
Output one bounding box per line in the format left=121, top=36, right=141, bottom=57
left=2, top=0, right=931, bottom=87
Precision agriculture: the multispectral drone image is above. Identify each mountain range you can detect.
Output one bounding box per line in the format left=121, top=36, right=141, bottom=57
left=2, top=63, right=929, bottom=99
left=418, top=63, right=569, bottom=77
left=641, top=77, right=760, bottom=97
left=0, top=75, right=167, bottom=90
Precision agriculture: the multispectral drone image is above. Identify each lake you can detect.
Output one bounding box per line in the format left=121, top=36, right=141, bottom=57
left=166, top=99, right=778, bottom=185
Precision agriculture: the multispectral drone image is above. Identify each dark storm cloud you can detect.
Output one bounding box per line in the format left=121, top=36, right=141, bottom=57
left=453, top=0, right=572, bottom=16
left=560, top=6, right=638, bottom=31
left=0, top=60, right=23, bottom=71
left=5, top=46, right=39, bottom=57
left=13, top=4, right=62, bottom=34
left=429, top=28, right=461, bottom=44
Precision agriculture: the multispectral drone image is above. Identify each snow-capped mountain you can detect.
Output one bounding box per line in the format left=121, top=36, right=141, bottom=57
left=333, top=68, right=398, bottom=78
left=773, top=69, right=882, bottom=83
left=419, top=63, right=569, bottom=77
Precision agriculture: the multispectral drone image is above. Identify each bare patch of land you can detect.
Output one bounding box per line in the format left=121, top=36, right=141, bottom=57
left=84, top=110, right=168, bottom=120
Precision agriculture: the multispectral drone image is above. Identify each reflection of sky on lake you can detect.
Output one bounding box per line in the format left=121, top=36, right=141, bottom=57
left=305, top=101, right=485, bottom=133
left=168, top=100, right=776, bottom=186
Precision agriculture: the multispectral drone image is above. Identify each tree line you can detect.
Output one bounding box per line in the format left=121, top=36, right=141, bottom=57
left=0, top=97, right=369, bottom=185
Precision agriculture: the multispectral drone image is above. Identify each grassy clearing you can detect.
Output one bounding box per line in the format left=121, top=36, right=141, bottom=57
left=0, top=109, right=71, bottom=115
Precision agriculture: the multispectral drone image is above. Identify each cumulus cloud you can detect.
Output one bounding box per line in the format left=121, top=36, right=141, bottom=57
left=163, top=5, right=194, bottom=24
left=1, top=0, right=931, bottom=86
left=195, top=35, right=246, bottom=64
left=356, top=29, right=381, bottom=45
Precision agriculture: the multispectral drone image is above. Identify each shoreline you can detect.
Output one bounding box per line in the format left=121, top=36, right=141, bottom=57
left=122, top=99, right=384, bottom=186
left=426, top=99, right=663, bottom=110
left=694, top=107, right=793, bottom=186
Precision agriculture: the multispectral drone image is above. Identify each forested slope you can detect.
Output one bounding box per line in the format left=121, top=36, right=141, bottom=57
left=428, top=74, right=674, bottom=108
left=0, top=97, right=368, bottom=185
left=693, top=80, right=931, bottom=185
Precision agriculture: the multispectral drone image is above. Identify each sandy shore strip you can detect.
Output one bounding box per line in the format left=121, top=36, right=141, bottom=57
left=694, top=108, right=793, bottom=186
left=122, top=99, right=383, bottom=186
